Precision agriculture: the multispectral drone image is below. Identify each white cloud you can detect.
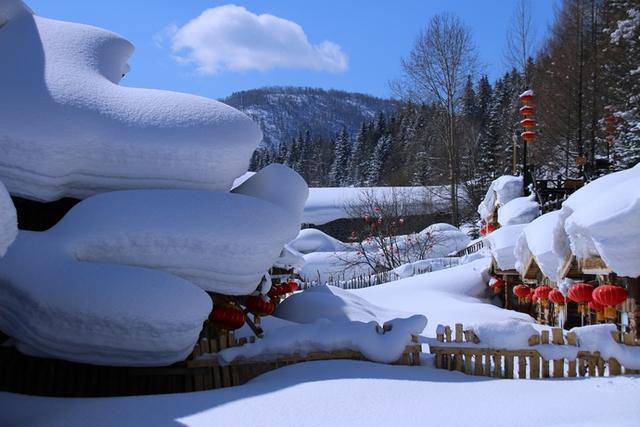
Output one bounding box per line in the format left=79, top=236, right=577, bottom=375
left=168, top=5, right=348, bottom=74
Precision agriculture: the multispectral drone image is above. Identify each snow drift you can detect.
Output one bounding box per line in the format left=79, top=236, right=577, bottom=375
left=0, top=4, right=261, bottom=201
left=478, top=175, right=523, bottom=221
left=0, top=180, right=17, bottom=257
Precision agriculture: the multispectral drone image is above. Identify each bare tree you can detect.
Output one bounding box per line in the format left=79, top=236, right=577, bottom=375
left=392, top=13, right=478, bottom=226
left=338, top=188, right=444, bottom=273
left=504, top=0, right=537, bottom=84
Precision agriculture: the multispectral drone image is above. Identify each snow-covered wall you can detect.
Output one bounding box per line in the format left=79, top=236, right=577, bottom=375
left=0, top=4, right=261, bottom=201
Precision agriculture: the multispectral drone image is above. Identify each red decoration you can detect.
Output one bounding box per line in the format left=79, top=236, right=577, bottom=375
left=245, top=296, right=276, bottom=317
left=521, top=131, right=537, bottom=142
left=568, top=282, right=594, bottom=315
left=513, top=284, right=532, bottom=304
left=489, top=276, right=505, bottom=289
left=267, top=284, right=286, bottom=298
left=533, top=285, right=552, bottom=302
left=548, top=289, right=566, bottom=305
left=519, top=92, right=535, bottom=104
left=209, top=304, right=245, bottom=330
left=286, top=280, right=299, bottom=293
left=520, top=118, right=537, bottom=129
left=593, top=284, right=628, bottom=320
left=519, top=105, right=535, bottom=116
left=480, top=223, right=497, bottom=236
left=589, top=301, right=605, bottom=322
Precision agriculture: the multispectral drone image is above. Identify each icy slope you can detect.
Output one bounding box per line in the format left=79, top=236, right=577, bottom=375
left=0, top=180, right=17, bottom=256
left=0, top=6, right=261, bottom=201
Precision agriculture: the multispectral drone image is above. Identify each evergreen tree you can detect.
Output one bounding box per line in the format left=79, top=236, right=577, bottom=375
left=329, top=127, right=351, bottom=186
left=367, top=135, right=392, bottom=185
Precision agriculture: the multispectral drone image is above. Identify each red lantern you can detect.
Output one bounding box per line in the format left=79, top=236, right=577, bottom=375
left=521, top=131, right=537, bottom=142
left=489, top=276, right=505, bottom=294
left=286, top=280, right=299, bottom=293
left=549, top=289, right=566, bottom=305
left=267, top=284, right=286, bottom=298
left=245, top=295, right=276, bottom=316
left=568, top=282, right=594, bottom=315
left=533, top=285, right=552, bottom=307
left=592, top=284, right=628, bottom=320
left=519, top=91, right=535, bottom=104
left=209, top=304, right=245, bottom=330
left=589, top=301, right=605, bottom=322
left=520, top=118, right=537, bottom=129
left=519, top=105, right=535, bottom=116
left=513, top=284, right=532, bottom=304
left=480, top=223, right=496, bottom=236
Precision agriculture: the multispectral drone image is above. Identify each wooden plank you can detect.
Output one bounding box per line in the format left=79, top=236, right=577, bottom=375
left=455, top=324, right=463, bottom=343
left=518, top=355, right=526, bottom=379
left=494, top=353, right=502, bottom=378
left=505, top=353, right=514, bottom=379
left=567, top=360, right=577, bottom=377
left=528, top=334, right=540, bottom=346
left=484, top=351, right=492, bottom=376
left=553, top=359, right=564, bottom=378
left=464, top=351, right=472, bottom=374
left=434, top=350, right=442, bottom=369
left=219, top=334, right=231, bottom=387
left=567, top=332, right=578, bottom=346
left=455, top=351, right=463, bottom=372
left=608, top=358, right=622, bottom=376
left=580, top=256, right=611, bottom=274
left=624, top=333, right=634, bottom=346
left=551, top=328, right=564, bottom=345
left=541, top=331, right=550, bottom=378
left=474, top=352, right=483, bottom=376
left=530, top=353, right=540, bottom=379
left=444, top=326, right=452, bottom=343
left=596, top=353, right=605, bottom=376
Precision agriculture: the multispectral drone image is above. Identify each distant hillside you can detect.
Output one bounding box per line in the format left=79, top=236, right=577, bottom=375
left=222, top=87, right=399, bottom=146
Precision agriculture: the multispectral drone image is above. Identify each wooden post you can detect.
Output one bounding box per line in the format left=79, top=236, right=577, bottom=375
left=530, top=352, right=540, bottom=379
left=444, top=326, right=452, bottom=343
left=541, top=331, right=550, bottom=378
left=455, top=350, right=463, bottom=372
left=608, top=357, right=622, bottom=376
left=518, top=354, right=527, bottom=379
left=552, top=328, right=564, bottom=377
left=494, top=353, right=502, bottom=378
left=474, top=352, right=484, bottom=376
left=484, top=351, right=492, bottom=376
left=455, top=324, right=463, bottom=343
left=505, top=353, right=514, bottom=379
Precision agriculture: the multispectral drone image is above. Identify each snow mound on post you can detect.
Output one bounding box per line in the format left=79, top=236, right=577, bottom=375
left=478, top=176, right=523, bottom=221
left=470, top=320, right=537, bottom=349
left=497, top=194, right=540, bottom=226
left=217, top=315, right=427, bottom=365
left=0, top=181, right=17, bottom=257
left=485, top=224, right=526, bottom=270
left=0, top=232, right=212, bottom=366
left=0, top=9, right=261, bottom=201
left=563, top=165, right=640, bottom=277
left=515, top=211, right=564, bottom=282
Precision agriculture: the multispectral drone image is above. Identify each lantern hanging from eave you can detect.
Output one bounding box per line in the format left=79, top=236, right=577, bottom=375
left=568, top=282, right=594, bottom=315
left=513, top=284, right=532, bottom=304
left=489, top=276, right=505, bottom=294
left=209, top=304, right=246, bottom=331
left=589, top=300, right=605, bottom=323
left=521, top=131, right=537, bottom=142
left=286, top=280, right=299, bottom=293
left=592, top=284, right=628, bottom=320
left=520, top=118, right=537, bottom=129
left=245, top=295, right=276, bottom=317
left=533, top=285, right=552, bottom=307
left=549, top=289, right=566, bottom=306
left=519, top=105, right=535, bottom=117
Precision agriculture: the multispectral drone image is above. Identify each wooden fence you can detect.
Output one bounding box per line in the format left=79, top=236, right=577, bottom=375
left=430, top=323, right=640, bottom=379
left=0, top=329, right=421, bottom=397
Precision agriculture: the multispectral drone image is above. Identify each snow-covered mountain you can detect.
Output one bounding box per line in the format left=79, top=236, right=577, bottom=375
left=222, top=87, right=399, bottom=146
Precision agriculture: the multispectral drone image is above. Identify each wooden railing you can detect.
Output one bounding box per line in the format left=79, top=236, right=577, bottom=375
left=430, top=323, right=640, bottom=379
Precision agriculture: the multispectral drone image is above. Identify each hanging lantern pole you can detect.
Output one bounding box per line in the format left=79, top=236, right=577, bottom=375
left=519, top=90, right=536, bottom=192
left=605, top=106, right=616, bottom=170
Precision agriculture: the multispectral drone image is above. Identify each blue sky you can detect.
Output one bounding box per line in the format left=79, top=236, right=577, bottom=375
left=28, top=0, right=557, bottom=100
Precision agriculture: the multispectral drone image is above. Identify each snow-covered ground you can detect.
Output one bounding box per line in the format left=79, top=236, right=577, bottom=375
left=2, top=258, right=640, bottom=427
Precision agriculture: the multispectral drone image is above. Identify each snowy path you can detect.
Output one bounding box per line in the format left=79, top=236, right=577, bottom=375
left=1, top=360, right=639, bottom=427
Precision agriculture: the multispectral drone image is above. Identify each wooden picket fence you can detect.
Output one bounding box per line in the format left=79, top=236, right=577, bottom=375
left=430, top=323, right=640, bottom=379
left=186, top=331, right=422, bottom=391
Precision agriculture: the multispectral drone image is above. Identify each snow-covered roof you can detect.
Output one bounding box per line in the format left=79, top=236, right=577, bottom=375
left=563, top=164, right=640, bottom=277
left=514, top=211, right=564, bottom=282
left=478, top=176, right=523, bottom=221
left=497, top=194, right=540, bottom=227
left=0, top=180, right=17, bottom=257
left=289, top=228, right=348, bottom=254
left=0, top=8, right=261, bottom=201
left=485, top=224, right=526, bottom=271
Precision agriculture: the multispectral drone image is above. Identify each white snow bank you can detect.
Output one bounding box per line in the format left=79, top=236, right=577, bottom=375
left=302, top=186, right=450, bottom=225
left=52, top=167, right=305, bottom=295
left=497, top=194, right=540, bottom=226
left=0, top=232, right=212, bottom=366
left=417, top=223, right=470, bottom=257
left=275, top=285, right=395, bottom=324
left=563, top=164, right=640, bottom=277
left=215, top=315, right=426, bottom=365
left=391, top=258, right=461, bottom=279
left=273, top=244, right=305, bottom=270
left=0, top=180, right=17, bottom=257
left=478, top=175, right=523, bottom=221
left=298, top=251, right=374, bottom=284
left=288, top=228, right=349, bottom=254
left=571, top=324, right=640, bottom=369
left=485, top=224, right=526, bottom=270
left=0, top=8, right=261, bottom=201
left=515, top=211, right=564, bottom=282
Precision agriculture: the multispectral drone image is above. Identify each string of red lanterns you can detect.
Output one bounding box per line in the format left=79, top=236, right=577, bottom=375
left=519, top=90, right=537, bottom=144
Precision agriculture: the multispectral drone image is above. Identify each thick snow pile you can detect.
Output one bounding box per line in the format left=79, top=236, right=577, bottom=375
left=571, top=324, right=640, bottom=369
left=275, top=285, right=395, bottom=324
left=469, top=320, right=538, bottom=349
left=478, top=175, right=523, bottom=221
left=0, top=6, right=261, bottom=201
left=0, top=164, right=307, bottom=365
left=298, top=251, right=374, bottom=283
left=0, top=232, right=212, bottom=366
left=391, top=258, right=461, bottom=279
left=562, top=164, right=640, bottom=277
left=288, top=228, right=348, bottom=254
left=515, top=211, right=565, bottom=282
left=497, top=194, right=540, bottom=226
left=415, top=223, right=470, bottom=257
left=302, top=186, right=449, bottom=225
left=485, top=224, right=526, bottom=270
left=216, top=315, right=427, bottom=365
left=0, top=180, right=17, bottom=257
